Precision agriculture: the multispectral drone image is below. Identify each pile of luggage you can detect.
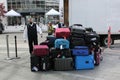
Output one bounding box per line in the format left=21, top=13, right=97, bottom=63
left=30, top=24, right=103, bottom=72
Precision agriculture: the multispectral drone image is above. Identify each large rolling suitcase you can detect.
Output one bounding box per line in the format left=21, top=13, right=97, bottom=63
left=55, top=28, right=70, bottom=38
left=72, top=46, right=89, bottom=56
left=54, top=58, right=74, bottom=71
left=30, top=54, right=41, bottom=72
left=33, top=45, right=49, bottom=57
left=40, top=56, right=52, bottom=71
left=54, top=39, right=69, bottom=49
left=75, top=55, right=94, bottom=70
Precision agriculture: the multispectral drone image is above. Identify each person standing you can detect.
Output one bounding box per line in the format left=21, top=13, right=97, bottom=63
left=23, top=18, right=42, bottom=54
left=48, top=22, right=54, bottom=35
left=0, top=19, right=4, bottom=34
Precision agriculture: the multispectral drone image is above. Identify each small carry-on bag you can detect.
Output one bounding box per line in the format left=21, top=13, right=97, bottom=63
left=55, top=28, right=70, bottom=38
left=72, top=46, right=89, bottom=56
left=54, top=39, right=70, bottom=49
left=33, top=45, right=49, bottom=57
left=54, top=58, right=74, bottom=71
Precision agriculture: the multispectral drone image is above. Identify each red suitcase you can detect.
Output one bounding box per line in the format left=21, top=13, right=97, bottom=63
left=33, top=45, right=49, bottom=57
left=55, top=28, right=70, bottom=39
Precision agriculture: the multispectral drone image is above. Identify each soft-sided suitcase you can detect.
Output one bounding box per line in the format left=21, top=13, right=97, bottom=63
left=70, top=24, right=86, bottom=34
left=71, top=32, right=85, bottom=38
left=94, top=52, right=100, bottom=66
left=30, top=54, right=41, bottom=72
left=40, top=41, right=49, bottom=46
left=85, top=32, right=99, bottom=43
left=50, top=48, right=72, bottom=59
left=75, top=55, right=94, bottom=70
left=54, top=58, right=73, bottom=71
left=72, top=46, right=89, bottom=56
left=40, top=56, right=52, bottom=71
left=55, top=28, right=70, bottom=38
left=70, top=37, right=86, bottom=46
left=46, top=35, right=56, bottom=48
left=54, top=39, right=69, bottom=49
left=33, top=45, right=49, bottom=56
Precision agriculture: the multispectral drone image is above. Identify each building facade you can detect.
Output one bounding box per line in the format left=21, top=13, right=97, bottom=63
left=6, top=0, right=59, bottom=25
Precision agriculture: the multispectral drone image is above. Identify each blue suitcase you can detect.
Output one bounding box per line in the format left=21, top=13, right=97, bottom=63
left=75, top=55, right=94, bottom=70
left=54, top=39, right=69, bottom=49
left=72, top=46, right=89, bottom=56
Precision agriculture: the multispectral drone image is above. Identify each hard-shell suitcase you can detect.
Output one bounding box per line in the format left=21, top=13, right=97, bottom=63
left=54, top=58, right=74, bottom=71
left=55, top=28, right=70, bottom=38
left=54, top=39, right=69, bottom=49
left=72, top=46, right=89, bottom=56
left=30, top=54, right=41, bottom=72
left=75, top=55, right=94, bottom=70
left=33, top=45, right=49, bottom=57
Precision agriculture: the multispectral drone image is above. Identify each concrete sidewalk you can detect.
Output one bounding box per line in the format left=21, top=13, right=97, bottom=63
left=0, top=33, right=120, bottom=80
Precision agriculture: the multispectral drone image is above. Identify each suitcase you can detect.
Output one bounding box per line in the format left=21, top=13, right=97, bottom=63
left=72, top=46, right=89, bottom=56
left=71, top=32, right=85, bottom=38
left=54, top=58, right=74, bottom=71
left=70, top=24, right=86, bottom=34
left=40, top=56, right=52, bottom=71
left=33, top=45, right=49, bottom=57
left=75, top=55, right=94, bottom=70
left=54, top=39, right=69, bottom=49
left=40, top=41, right=49, bottom=46
left=70, top=37, right=86, bottom=46
left=55, top=28, right=70, bottom=38
left=85, top=32, right=100, bottom=43
left=94, top=52, right=100, bottom=66
left=30, top=54, right=41, bottom=72
left=50, top=48, right=72, bottom=59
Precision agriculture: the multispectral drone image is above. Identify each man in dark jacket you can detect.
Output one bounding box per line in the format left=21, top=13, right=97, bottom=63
left=23, top=18, right=42, bottom=54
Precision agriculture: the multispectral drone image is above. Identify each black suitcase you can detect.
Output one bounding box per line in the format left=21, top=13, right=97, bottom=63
left=71, top=32, right=85, bottom=38
left=85, top=32, right=100, bottom=43
left=54, top=58, right=74, bottom=71
left=46, top=35, right=56, bottom=47
left=30, top=54, right=41, bottom=72
left=70, top=37, right=86, bottom=47
left=50, top=48, right=72, bottom=59
left=40, top=56, right=52, bottom=71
